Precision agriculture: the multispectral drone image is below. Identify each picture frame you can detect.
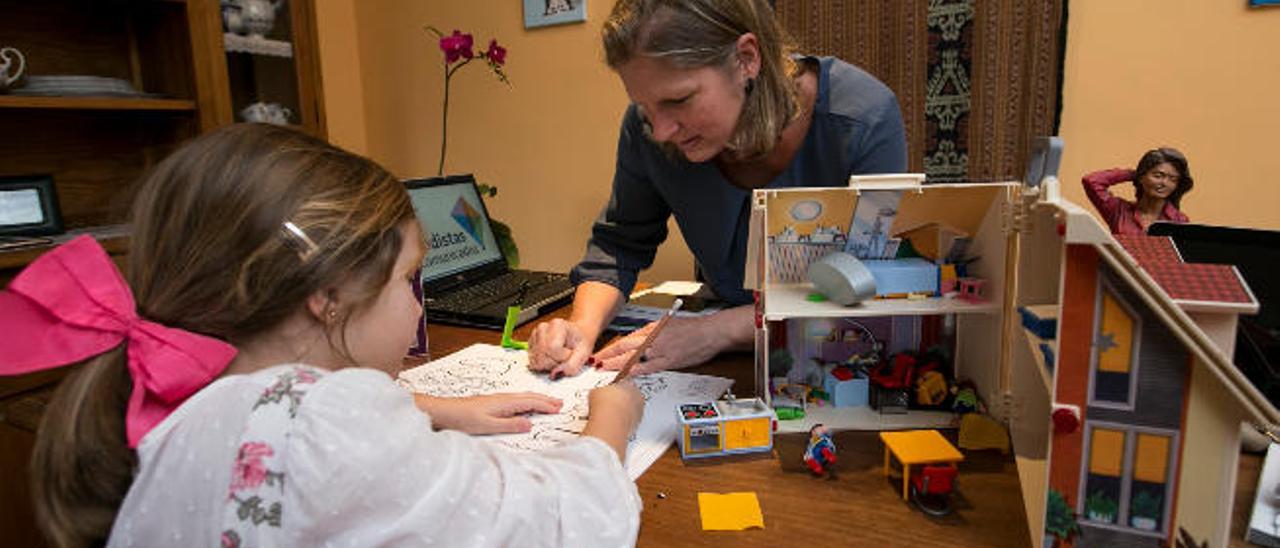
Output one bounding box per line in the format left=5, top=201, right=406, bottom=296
left=1250, top=0, right=1280, bottom=6
left=0, top=174, right=63, bottom=236
left=524, top=0, right=587, bottom=29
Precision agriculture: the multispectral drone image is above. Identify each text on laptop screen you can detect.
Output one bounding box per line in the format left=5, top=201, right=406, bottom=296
left=407, top=181, right=504, bottom=281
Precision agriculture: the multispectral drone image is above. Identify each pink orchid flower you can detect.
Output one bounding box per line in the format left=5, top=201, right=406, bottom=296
left=439, top=30, right=474, bottom=64
left=486, top=39, right=507, bottom=66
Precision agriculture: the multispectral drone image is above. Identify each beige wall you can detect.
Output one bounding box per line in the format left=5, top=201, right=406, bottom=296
left=316, top=1, right=1280, bottom=284
left=1059, top=1, right=1280, bottom=230
left=316, top=0, right=693, bottom=282
left=315, top=0, right=366, bottom=154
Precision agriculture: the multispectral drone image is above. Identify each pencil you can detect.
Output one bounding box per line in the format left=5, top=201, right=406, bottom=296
left=611, top=298, right=683, bottom=384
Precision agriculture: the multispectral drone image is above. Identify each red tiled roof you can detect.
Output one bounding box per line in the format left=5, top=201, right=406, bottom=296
left=1117, top=234, right=1254, bottom=304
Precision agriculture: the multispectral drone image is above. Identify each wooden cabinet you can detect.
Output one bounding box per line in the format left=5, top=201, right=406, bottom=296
left=0, top=1, right=325, bottom=544
left=0, top=0, right=325, bottom=275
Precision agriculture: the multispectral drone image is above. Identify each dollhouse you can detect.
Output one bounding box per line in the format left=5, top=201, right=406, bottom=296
left=745, top=174, right=1278, bottom=547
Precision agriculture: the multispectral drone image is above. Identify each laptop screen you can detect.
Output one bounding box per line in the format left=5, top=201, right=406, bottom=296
left=405, top=176, right=505, bottom=282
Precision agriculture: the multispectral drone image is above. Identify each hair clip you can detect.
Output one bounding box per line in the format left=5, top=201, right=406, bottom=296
left=281, top=221, right=320, bottom=260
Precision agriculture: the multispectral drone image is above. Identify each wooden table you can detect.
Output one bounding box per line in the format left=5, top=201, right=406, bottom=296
left=880, top=429, right=966, bottom=500
left=422, top=309, right=1036, bottom=547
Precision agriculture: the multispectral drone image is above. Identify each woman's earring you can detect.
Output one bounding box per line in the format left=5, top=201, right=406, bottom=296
left=745, top=77, right=756, bottom=95
left=327, top=309, right=337, bottom=324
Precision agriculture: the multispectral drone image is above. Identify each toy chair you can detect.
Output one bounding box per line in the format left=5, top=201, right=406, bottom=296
left=910, top=464, right=959, bottom=517
left=869, top=353, right=917, bottom=414
left=869, top=353, right=915, bottom=389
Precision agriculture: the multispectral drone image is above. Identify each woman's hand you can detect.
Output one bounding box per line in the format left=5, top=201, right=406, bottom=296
left=415, top=392, right=562, bottom=434
left=581, top=380, right=645, bottom=460
left=526, top=318, right=596, bottom=379
left=591, top=305, right=754, bottom=374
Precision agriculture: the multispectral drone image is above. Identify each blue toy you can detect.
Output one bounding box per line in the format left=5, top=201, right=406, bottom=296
left=803, top=423, right=837, bottom=476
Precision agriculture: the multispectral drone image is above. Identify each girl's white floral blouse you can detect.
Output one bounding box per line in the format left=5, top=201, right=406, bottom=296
left=106, top=365, right=641, bottom=547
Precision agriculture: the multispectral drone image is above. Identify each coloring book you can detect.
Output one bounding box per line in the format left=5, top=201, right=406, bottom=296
left=398, top=343, right=735, bottom=480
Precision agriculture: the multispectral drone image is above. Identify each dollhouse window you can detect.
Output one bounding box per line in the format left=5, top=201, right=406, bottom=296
left=1089, top=281, right=1142, bottom=409
left=1083, top=427, right=1124, bottom=525
left=1079, top=422, right=1177, bottom=536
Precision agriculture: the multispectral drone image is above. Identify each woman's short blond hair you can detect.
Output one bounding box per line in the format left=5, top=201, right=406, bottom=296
left=603, top=0, right=801, bottom=160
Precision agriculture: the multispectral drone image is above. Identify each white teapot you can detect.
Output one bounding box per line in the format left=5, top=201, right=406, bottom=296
left=241, top=101, right=292, bottom=125
left=235, top=0, right=284, bottom=38
left=0, top=47, right=26, bottom=92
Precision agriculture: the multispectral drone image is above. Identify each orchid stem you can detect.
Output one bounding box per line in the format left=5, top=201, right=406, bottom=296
left=438, top=58, right=475, bottom=177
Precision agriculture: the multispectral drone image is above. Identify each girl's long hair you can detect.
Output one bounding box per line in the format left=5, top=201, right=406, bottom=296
left=30, top=124, right=414, bottom=547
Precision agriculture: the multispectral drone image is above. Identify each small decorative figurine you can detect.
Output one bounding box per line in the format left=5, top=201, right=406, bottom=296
left=803, top=423, right=837, bottom=477
left=950, top=380, right=983, bottom=415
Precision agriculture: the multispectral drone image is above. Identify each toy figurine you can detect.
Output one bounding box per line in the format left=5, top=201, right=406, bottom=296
left=803, top=423, right=837, bottom=477
left=950, top=380, right=983, bottom=415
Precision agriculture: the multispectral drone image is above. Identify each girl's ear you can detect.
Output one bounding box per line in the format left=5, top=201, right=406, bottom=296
left=306, top=288, right=339, bottom=325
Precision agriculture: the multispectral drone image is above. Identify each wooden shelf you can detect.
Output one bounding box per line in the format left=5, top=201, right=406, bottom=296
left=0, top=95, right=197, bottom=111
left=1020, top=327, right=1056, bottom=394
left=762, top=283, right=1000, bottom=320
left=773, top=406, right=957, bottom=434
left=223, top=33, right=294, bottom=57
left=0, top=225, right=130, bottom=271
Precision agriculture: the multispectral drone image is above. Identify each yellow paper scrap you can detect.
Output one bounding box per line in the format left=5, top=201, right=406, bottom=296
left=697, top=492, right=764, bottom=531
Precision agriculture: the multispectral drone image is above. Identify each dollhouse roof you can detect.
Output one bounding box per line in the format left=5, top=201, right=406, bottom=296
left=1116, top=234, right=1256, bottom=308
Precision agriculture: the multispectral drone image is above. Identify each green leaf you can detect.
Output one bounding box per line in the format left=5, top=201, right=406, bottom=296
left=489, top=219, right=519, bottom=268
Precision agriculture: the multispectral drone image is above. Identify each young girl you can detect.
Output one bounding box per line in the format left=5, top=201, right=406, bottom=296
left=1, top=124, right=644, bottom=547
left=1082, top=146, right=1195, bottom=236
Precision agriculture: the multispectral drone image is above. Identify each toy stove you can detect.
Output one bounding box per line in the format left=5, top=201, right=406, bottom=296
left=676, top=397, right=776, bottom=459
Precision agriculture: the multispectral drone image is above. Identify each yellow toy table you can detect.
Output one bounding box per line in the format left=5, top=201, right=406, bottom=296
left=879, top=429, right=964, bottom=500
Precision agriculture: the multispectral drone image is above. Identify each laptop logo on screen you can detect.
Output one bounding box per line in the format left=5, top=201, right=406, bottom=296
left=450, top=196, right=487, bottom=249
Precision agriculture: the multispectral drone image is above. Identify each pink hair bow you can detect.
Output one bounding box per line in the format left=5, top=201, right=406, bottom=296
left=0, top=236, right=237, bottom=448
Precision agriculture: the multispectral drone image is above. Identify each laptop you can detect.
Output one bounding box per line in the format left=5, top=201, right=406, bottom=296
left=405, top=175, right=575, bottom=329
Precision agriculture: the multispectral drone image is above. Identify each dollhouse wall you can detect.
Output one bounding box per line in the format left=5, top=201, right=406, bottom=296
left=1008, top=204, right=1069, bottom=540
left=1174, top=312, right=1250, bottom=548
left=1050, top=248, right=1191, bottom=546
left=950, top=188, right=1013, bottom=419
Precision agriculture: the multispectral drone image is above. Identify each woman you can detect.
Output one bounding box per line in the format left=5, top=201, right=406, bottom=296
left=1082, top=146, right=1194, bottom=236
left=529, top=0, right=907, bottom=378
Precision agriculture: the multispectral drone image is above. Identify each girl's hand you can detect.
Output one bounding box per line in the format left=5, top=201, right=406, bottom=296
left=415, top=392, right=563, bottom=434
left=581, top=380, right=645, bottom=460
left=527, top=318, right=595, bottom=379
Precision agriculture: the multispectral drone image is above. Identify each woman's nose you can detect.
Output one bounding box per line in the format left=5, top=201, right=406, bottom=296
left=648, top=111, right=680, bottom=143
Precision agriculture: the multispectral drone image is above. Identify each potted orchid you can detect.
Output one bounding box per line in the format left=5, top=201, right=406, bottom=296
left=425, top=26, right=519, bottom=266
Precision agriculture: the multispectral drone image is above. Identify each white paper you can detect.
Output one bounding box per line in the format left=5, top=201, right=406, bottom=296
left=1247, top=443, right=1280, bottom=544
left=397, top=343, right=735, bottom=480
left=646, top=281, right=706, bottom=295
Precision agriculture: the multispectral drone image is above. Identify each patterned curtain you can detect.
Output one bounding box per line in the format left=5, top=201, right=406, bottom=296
left=775, top=0, right=1066, bottom=182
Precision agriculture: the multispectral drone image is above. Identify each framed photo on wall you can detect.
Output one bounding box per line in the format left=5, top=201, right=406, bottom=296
left=524, top=0, right=587, bottom=29
left=0, top=175, right=64, bottom=236
left=1250, top=0, right=1280, bottom=5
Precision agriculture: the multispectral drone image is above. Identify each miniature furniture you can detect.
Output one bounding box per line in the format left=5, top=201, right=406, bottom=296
left=911, top=464, right=960, bottom=516
left=957, top=277, right=986, bottom=303
left=676, top=397, right=776, bottom=459
left=869, top=353, right=916, bottom=414
left=822, top=367, right=869, bottom=407
left=880, top=429, right=965, bottom=501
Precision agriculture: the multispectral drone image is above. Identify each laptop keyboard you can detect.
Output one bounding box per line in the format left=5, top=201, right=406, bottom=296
left=426, top=271, right=570, bottom=310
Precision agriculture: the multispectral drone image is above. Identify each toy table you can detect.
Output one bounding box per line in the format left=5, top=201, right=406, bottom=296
left=880, top=429, right=965, bottom=500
